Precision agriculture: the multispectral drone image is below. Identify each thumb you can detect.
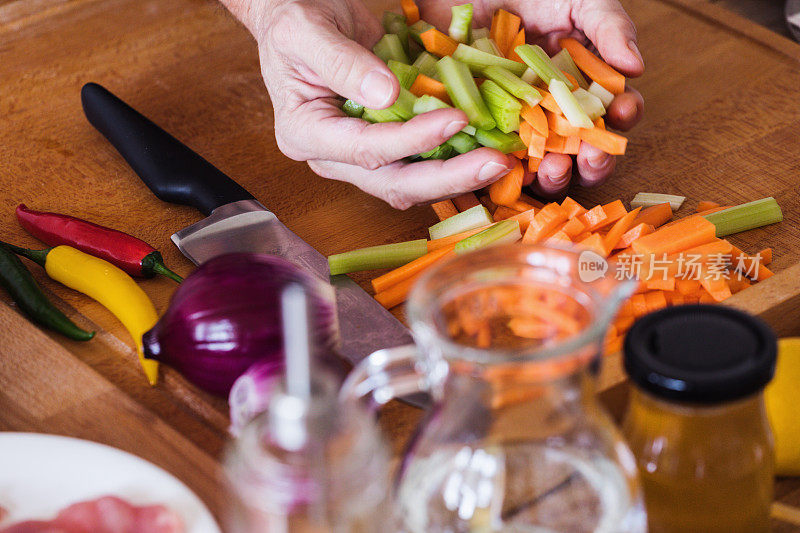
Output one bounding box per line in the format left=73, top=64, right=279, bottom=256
left=293, top=18, right=399, bottom=109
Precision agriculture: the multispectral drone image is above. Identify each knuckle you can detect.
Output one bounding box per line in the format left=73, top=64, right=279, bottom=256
left=351, top=143, right=389, bottom=170
left=274, top=130, right=305, bottom=161
left=383, top=181, right=413, bottom=210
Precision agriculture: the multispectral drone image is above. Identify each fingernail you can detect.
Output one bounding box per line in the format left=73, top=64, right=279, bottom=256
left=442, top=120, right=467, bottom=138
left=587, top=153, right=607, bottom=169
left=628, top=40, right=643, bottom=66
left=361, top=70, right=394, bottom=108
left=478, top=162, right=510, bottom=182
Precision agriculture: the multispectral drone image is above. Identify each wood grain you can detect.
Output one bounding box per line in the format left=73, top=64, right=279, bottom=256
left=1, top=0, right=800, bottom=528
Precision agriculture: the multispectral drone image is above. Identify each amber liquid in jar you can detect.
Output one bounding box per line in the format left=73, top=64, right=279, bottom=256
left=623, top=388, right=773, bottom=533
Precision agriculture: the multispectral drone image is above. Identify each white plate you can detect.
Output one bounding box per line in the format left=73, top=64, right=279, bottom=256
left=0, top=432, right=220, bottom=532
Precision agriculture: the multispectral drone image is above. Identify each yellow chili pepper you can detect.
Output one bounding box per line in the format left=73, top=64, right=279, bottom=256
left=43, top=246, right=159, bottom=384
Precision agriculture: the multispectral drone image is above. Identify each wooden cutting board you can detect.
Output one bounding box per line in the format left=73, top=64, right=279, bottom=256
left=1, top=0, right=800, bottom=528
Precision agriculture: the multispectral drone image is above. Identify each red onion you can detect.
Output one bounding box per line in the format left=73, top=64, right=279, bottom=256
left=142, top=253, right=338, bottom=396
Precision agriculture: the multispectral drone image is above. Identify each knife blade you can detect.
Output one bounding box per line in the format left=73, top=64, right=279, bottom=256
left=80, top=82, right=414, bottom=369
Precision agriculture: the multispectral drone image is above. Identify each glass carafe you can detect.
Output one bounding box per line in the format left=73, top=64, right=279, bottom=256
left=342, top=244, right=646, bottom=532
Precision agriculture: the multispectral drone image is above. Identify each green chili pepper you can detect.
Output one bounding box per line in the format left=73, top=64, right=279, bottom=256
left=0, top=244, right=94, bottom=341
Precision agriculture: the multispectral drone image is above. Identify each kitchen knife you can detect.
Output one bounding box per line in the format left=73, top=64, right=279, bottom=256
left=80, top=82, right=415, bottom=373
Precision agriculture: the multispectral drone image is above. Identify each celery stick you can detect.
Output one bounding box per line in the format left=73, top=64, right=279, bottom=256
left=588, top=81, right=614, bottom=108
left=461, top=124, right=477, bottom=135
left=630, top=193, right=686, bottom=211
left=412, top=51, right=440, bottom=79
left=521, top=68, right=540, bottom=85
left=452, top=43, right=527, bottom=77
left=548, top=79, right=593, bottom=129
left=572, top=88, right=605, bottom=121
left=471, top=37, right=503, bottom=57
left=515, top=44, right=573, bottom=89
left=436, top=56, right=496, bottom=130
left=408, top=20, right=434, bottom=45
left=479, top=80, right=521, bottom=133
left=388, top=60, right=419, bottom=89
left=483, top=65, right=542, bottom=107
left=373, top=34, right=410, bottom=64
left=412, top=95, right=478, bottom=136
left=342, top=99, right=364, bottom=118
left=382, top=11, right=410, bottom=54
left=455, top=220, right=521, bottom=254
left=429, top=205, right=494, bottom=239
left=449, top=4, right=473, bottom=43
left=328, top=239, right=428, bottom=275
left=551, top=49, right=590, bottom=90
left=420, top=143, right=455, bottom=160
left=362, top=88, right=417, bottom=123
left=474, top=128, right=526, bottom=153
left=703, top=198, right=783, bottom=237
left=446, top=131, right=479, bottom=153
left=470, top=27, right=490, bottom=43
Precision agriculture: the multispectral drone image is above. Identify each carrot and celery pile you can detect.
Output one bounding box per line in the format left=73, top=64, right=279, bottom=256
left=347, top=0, right=628, bottom=180
left=327, top=192, right=782, bottom=354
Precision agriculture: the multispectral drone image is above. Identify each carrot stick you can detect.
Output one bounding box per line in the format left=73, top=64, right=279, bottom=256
left=631, top=215, right=717, bottom=256
left=372, top=244, right=455, bottom=294
left=615, top=223, right=654, bottom=250
left=431, top=199, right=458, bottom=221
left=507, top=208, right=537, bottom=232
left=546, top=229, right=572, bottom=243
left=695, top=205, right=732, bottom=215
left=401, top=0, right=420, bottom=24
left=645, top=277, right=675, bottom=291
left=578, top=233, right=607, bottom=256
left=632, top=203, right=672, bottom=228
left=603, top=207, right=641, bottom=253
left=520, top=103, right=548, bottom=137
left=544, top=132, right=566, bottom=153
left=730, top=245, right=774, bottom=282
left=420, top=28, right=459, bottom=57
left=518, top=194, right=544, bottom=209
left=558, top=37, right=625, bottom=94
left=518, top=120, right=533, bottom=146
left=630, top=294, right=648, bottom=317
left=493, top=206, right=522, bottom=221
left=561, top=197, right=587, bottom=219
left=728, top=275, right=752, bottom=294
left=528, top=157, right=542, bottom=173
left=409, top=74, right=452, bottom=104
left=578, top=205, right=606, bottom=229
left=522, top=203, right=569, bottom=243
left=561, top=70, right=579, bottom=89
left=675, top=278, right=701, bottom=296
left=427, top=225, right=492, bottom=251
left=563, top=135, right=581, bottom=155
left=537, top=89, right=562, bottom=114
left=489, top=158, right=524, bottom=207
left=527, top=132, right=546, bottom=159
left=644, top=290, right=669, bottom=312
left=577, top=123, right=627, bottom=155
left=759, top=248, right=773, bottom=265
left=452, top=192, right=481, bottom=212
left=545, top=110, right=579, bottom=136
left=478, top=195, right=497, bottom=215
left=593, top=200, right=627, bottom=231
left=699, top=275, right=732, bottom=302
left=510, top=200, right=537, bottom=212
left=490, top=9, right=521, bottom=57
left=696, top=201, right=720, bottom=213
left=511, top=149, right=527, bottom=159
left=507, top=28, right=526, bottom=62
left=562, top=217, right=586, bottom=238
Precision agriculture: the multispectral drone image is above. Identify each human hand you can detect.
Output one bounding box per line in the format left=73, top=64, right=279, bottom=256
left=419, top=0, right=645, bottom=197
left=221, top=0, right=514, bottom=209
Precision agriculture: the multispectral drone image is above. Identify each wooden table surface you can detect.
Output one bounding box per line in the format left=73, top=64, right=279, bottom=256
left=2, top=0, right=800, bottom=529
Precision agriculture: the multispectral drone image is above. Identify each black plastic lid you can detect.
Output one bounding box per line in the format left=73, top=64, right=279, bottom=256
left=624, top=305, right=777, bottom=404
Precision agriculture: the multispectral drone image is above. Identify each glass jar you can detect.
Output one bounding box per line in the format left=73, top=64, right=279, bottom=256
left=622, top=305, right=777, bottom=533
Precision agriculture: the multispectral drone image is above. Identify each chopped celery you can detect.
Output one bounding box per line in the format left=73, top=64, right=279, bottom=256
left=572, top=88, right=605, bottom=121
left=551, top=49, right=590, bottom=90
left=408, top=20, right=434, bottom=45
left=452, top=43, right=527, bottom=77
left=382, top=11, right=410, bottom=54
left=362, top=87, right=417, bottom=122
left=388, top=60, right=419, bottom=89
left=373, top=33, right=410, bottom=64
left=483, top=65, right=542, bottom=107
left=461, top=124, right=477, bottom=135
left=471, top=37, right=503, bottom=57
left=446, top=131, right=479, bottom=153
left=548, top=79, right=593, bottom=129
left=436, top=56, right=496, bottom=130
left=412, top=95, right=479, bottom=136
left=420, top=143, right=455, bottom=159
left=515, top=44, right=573, bottom=89
left=588, top=81, right=614, bottom=108
left=703, top=198, right=783, bottom=237
left=449, top=4, right=473, bottom=43
left=630, top=192, right=686, bottom=211
left=328, top=239, right=428, bottom=275
left=474, top=128, right=526, bottom=153
left=479, top=80, right=521, bottom=133
left=521, top=67, right=540, bottom=85
left=429, top=205, right=493, bottom=240
left=412, top=51, right=441, bottom=79
left=342, top=99, right=364, bottom=118
left=470, top=27, right=490, bottom=43
left=455, top=220, right=521, bottom=254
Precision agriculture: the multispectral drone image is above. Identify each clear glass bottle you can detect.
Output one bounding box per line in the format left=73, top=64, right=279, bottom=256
left=622, top=305, right=777, bottom=533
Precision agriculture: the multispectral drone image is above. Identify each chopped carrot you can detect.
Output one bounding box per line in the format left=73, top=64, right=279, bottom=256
left=409, top=74, right=452, bottom=104
left=545, top=110, right=579, bottom=136
left=695, top=205, right=732, bottom=215
left=520, top=103, right=548, bottom=137
left=537, top=89, right=561, bottom=114
left=728, top=275, right=752, bottom=294
left=561, top=197, right=587, bottom=219
left=527, top=132, right=546, bottom=159
left=696, top=201, right=720, bottom=213
left=577, top=123, right=627, bottom=155
left=562, top=217, right=586, bottom=238
left=730, top=245, right=774, bottom=282
left=420, top=28, right=459, bottom=57
left=589, top=200, right=627, bottom=231
left=603, top=207, right=641, bottom=253
left=558, top=37, right=625, bottom=94
left=615, top=223, right=654, bottom=250
left=518, top=120, right=533, bottom=146
left=561, top=70, right=579, bottom=89
left=511, top=149, right=527, bottom=159
left=523, top=203, right=569, bottom=243
left=507, top=208, right=537, bottom=232
left=630, top=294, right=648, bottom=317
left=372, top=244, right=455, bottom=294
left=547, top=229, right=572, bottom=243
left=578, top=205, right=606, bottom=230
left=489, top=158, right=524, bottom=207
left=452, top=192, right=481, bottom=212
left=431, top=199, right=458, bottom=221
left=427, top=225, right=492, bottom=251
left=478, top=195, right=497, bottom=215
left=675, top=278, right=701, bottom=296
left=759, top=248, right=773, bottom=265
left=699, top=275, right=732, bottom=302
left=604, top=334, right=624, bottom=355
left=632, top=215, right=717, bottom=256
left=490, top=9, right=521, bottom=57
left=544, top=132, right=566, bottom=153
left=493, top=206, right=522, bottom=221
left=519, top=193, right=545, bottom=209
left=578, top=233, right=606, bottom=256
left=632, top=203, right=673, bottom=228
left=401, top=0, right=420, bottom=24
left=645, top=277, right=675, bottom=291
left=665, top=292, right=684, bottom=306
left=595, top=117, right=606, bottom=129
left=757, top=266, right=774, bottom=280
left=510, top=200, right=538, bottom=212
left=507, top=28, right=526, bottom=62
left=563, top=135, right=581, bottom=155
left=375, top=273, right=420, bottom=309
left=644, top=290, right=669, bottom=312
left=615, top=315, right=635, bottom=333
left=528, top=157, right=542, bottom=173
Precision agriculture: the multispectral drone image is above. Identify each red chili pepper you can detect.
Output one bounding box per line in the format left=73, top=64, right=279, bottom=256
left=15, top=204, right=183, bottom=283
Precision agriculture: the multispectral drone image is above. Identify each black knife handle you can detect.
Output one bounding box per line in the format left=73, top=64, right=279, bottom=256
left=81, top=82, right=254, bottom=216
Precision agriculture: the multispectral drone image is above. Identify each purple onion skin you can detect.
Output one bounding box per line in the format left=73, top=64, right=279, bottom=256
left=143, top=253, right=339, bottom=396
